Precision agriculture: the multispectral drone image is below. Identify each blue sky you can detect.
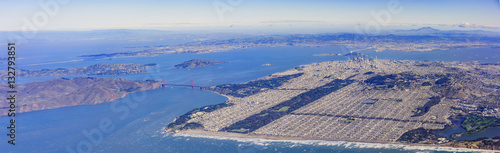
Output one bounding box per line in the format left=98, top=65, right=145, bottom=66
left=1, top=0, right=499, bottom=31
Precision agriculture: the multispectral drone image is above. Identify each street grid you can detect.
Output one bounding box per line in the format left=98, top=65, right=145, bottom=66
left=187, top=59, right=499, bottom=142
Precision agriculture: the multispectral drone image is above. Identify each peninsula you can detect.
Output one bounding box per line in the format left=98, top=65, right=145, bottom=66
left=165, top=59, right=500, bottom=150
left=0, top=77, right=162, bottom=116
left=0, top=63, right=157, bottom=79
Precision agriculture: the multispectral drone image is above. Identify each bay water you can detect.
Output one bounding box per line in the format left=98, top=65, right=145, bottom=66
left=1, top=44, right=498, bottom=153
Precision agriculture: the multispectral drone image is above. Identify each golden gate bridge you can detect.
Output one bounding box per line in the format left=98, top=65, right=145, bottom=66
left=161, top=79, right=204, bottom=89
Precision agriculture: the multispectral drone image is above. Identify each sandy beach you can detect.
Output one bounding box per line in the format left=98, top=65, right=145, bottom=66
left=170, top=129, right=498, bottom=153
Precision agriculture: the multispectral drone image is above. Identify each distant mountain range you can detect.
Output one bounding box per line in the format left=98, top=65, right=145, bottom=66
left=390, top=27, right=500, bottom=36
left=76, top=27, right=500, bottom=58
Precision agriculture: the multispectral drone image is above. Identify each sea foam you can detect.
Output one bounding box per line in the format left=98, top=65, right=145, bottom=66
left=171, top=132, right=495, bottom=153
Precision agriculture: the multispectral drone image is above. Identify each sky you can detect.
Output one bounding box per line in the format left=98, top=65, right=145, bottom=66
left=1, top=0, right=500, bottom=31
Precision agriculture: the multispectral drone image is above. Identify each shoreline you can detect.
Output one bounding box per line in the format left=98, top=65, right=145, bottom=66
left=203, top=89, right=232, bottom=101
left=171, top=129, right=497, bottom=152
left=0, top=80, right=163, bottom=116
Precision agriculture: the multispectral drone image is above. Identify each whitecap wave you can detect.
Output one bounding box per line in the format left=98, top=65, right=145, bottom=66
left=171, top=132, right=495, bottom=153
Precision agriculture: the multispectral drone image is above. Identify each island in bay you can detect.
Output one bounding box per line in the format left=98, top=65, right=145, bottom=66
left=165, top=58, right=500, bottom=150
left=173, top=59, right=226, bottom=69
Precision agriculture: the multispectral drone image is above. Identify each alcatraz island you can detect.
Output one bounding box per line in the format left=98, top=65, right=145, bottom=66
left=165, top=57, right=500, bottom=150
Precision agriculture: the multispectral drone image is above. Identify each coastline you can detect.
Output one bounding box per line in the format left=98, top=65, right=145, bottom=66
left=0, top=79, right=163, bottom=116
left=164, top=59, right=500, bottom=151
left=204, top=89, right=232, bottom=101
left=171, top=129, right=497, bottom=152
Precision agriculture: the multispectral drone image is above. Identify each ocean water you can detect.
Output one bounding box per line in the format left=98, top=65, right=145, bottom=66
left=1, top=44, right=499, bottom=153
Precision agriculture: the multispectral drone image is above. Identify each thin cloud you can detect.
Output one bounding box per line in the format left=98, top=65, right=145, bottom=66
left=261, top=20, right=330, bottom=24
left=451, top=22, right=499, bottom=29
left=145, top=23, right=197, bottom=26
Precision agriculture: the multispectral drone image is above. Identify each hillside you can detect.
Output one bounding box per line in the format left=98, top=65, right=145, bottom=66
left=0, top=77, right=162, bottom=115
left=173, top=59, right=226, bottom=69
left=0, top=63, right=156, bottom=79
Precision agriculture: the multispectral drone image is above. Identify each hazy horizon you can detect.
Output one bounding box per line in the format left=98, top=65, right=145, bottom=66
left=1, top=0, right=500, bottom=32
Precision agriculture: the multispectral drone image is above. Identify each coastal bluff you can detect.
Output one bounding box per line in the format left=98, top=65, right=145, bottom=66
left=0, top=77, right=162, bottom=116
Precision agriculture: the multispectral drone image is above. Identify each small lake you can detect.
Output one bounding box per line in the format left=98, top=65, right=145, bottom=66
left=436, top=116, right=500, bottom=140
left=456, top=127, right=500, bottom=141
